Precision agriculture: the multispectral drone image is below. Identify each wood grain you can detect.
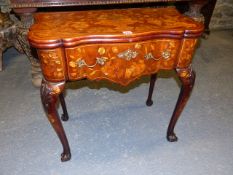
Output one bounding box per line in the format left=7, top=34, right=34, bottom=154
left=66, top=39, right=181, bottom=85
left=28, top=8, right=204, bottom=48
left=37, top=48, right=67, bottom=82
left=28, top=7, right=204, bottom=161
left=30, top=8, right=204, bottom=83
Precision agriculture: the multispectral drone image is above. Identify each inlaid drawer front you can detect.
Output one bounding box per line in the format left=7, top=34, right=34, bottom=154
left=66, top=39, right=181, bottom=85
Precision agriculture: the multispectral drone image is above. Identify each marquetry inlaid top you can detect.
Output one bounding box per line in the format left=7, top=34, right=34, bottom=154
left=28, top=7, right=203, bottom=48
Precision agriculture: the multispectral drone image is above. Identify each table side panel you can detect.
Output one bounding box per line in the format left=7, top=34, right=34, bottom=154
left=177, top=38, right=198, bottom=68
left=37, top=48, right=67, bottom=82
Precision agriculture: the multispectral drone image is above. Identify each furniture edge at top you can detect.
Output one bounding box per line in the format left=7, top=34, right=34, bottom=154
left=28, top=30, right=204, bottom=49
left=28, top=8, right=204, bottom=49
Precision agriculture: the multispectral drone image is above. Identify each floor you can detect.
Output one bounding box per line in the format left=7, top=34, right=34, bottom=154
left=0, top=30, right=233, bottom=175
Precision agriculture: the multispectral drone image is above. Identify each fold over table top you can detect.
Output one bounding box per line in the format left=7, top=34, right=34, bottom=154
left=28, top=7, right=204, bottom=48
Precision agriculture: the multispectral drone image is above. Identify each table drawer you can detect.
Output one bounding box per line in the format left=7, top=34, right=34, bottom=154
left=66, top=39, right=181, bottom=85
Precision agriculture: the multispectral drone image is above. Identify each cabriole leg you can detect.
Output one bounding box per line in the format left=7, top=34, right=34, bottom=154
left=167, top=67, right=195, bottom=142
left=59, top=93, right=69, bottom=121
left=40, top=79, right=71, bottom=161
left=146, top=73, right=157, bottom=106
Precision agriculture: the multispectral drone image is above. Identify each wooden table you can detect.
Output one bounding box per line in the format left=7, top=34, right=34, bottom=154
left=0, top=0, right=212, bottom=87
left=28, top=7, right=203, bottom=161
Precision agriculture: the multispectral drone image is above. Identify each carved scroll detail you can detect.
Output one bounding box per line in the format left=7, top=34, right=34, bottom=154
left=41, top=80, right=65, bottom=96
left=176, top=65, right=193, bottom=78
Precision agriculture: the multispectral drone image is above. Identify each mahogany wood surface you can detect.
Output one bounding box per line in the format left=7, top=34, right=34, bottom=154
left=28, top=7, right=203, bottom=161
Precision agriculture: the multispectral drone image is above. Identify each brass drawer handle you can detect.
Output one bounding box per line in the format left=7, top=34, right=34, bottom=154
left=145, top=51, right=171, bottom=61
left=70, top=57, right=107, bottom=68
left=144, top=53, right=160, bottom=61
left=69, top=48, right=171, bottom=69
left=117, top=49, right=138, bottom=61
left=162, top=51, right=171, bottom=60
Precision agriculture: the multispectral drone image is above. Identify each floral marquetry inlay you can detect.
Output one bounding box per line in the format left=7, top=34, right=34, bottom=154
left=37, top=48, right=66, bottom=82
left=29, top=8, right=203, bottom=85
left=29, top=8, right=204, bottom=47
left=66, top=39, right=181, bottom=85
left=177, top=39, right=198, bottom=67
